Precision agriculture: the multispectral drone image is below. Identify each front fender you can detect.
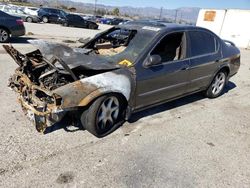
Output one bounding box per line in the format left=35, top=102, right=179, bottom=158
left=53, top=71, right=132, bottom=109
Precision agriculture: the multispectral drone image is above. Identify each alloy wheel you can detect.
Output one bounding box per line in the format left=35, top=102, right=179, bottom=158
left=96, top=96, right=120, bottom=131
left=0, top=29, right=9, bottom=42
left=211, top=72, right=226, bottom=95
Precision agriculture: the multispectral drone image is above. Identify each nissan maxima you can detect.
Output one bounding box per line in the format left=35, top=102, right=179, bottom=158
left=4, top=22, right=240, bottom=137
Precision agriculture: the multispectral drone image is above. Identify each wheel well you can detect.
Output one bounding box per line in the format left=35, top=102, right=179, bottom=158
left=0, top=26, right=10, bottom=35
left=98, top=92, right=128, bottom=107
left=78, top=91, right=128, bottom=108
left=219, top=66, right=230, bottom=76
left=26, top=17, right=32, bottom=20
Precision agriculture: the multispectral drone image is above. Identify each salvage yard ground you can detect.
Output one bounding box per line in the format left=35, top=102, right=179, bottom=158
left=0, top=23, right=250, bottom=187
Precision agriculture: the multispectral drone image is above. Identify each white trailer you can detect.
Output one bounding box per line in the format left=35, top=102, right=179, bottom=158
left=196, top=9, right=250, bottom=49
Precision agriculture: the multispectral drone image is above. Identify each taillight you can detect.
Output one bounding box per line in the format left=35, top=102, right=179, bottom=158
left=16, top=19, right=24, bottom=25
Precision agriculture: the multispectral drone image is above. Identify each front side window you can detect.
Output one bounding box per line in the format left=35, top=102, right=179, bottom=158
left=188, top=31, right=217, bottom=57
left=151, top=32, right=186, bottom=63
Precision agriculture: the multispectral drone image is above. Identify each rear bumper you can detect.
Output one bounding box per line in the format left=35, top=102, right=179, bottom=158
left=10, top=25, right=25, bottom=37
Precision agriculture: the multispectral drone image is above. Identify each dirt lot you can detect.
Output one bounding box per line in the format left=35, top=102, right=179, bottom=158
left=0, top=23, right=249, bottom=188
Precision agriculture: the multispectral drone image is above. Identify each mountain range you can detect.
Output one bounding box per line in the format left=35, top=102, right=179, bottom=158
left=28, top=0, right=200, bottom=23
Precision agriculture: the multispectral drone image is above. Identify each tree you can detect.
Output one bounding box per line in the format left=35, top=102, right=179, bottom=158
left=96, top=9, right=106, bottom=16
left=112, top=8, right=120, bottom=16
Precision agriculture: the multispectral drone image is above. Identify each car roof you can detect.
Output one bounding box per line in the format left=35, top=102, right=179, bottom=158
left=123, top=20, right=190, bottom=29
left=41, top=7, right=62, bottom=11
left=118, top=20, right=209, bottom=34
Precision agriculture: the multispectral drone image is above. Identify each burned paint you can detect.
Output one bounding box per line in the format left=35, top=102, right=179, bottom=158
left=4, top=40, right=135, bottom=132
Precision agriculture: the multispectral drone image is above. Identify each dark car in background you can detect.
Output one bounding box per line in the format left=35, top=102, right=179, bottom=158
left=38, top=8, right=67, bottom=23
left=109, top=18, right=124, bottom=25
left=99, top=18, right=125, bottom=25
left=4, top=22, right=240, bottom=137
left=59, top=14, right=98, bottom=29
left=99, top=17, right=112, bottom=24
left=0, top=10, right=25, bottom=43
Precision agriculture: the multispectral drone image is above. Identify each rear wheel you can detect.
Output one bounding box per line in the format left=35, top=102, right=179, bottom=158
left=63, top=22, right=69, bottom=27
left=26, top=17, right=33, bottom=23
left=42, top=16, right=49, bottom=23
left=0, top=28, right=10, bottom=43
left=205, top=71, right=227, bottom=98
left=81, top=94, right=126, bottom=138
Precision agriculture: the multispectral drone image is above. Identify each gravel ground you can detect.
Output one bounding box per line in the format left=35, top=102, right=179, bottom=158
left=0, top=23, right=249, bottom=188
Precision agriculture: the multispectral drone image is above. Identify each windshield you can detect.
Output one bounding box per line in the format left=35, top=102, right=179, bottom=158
left=84, top=27, right=156, bottom=64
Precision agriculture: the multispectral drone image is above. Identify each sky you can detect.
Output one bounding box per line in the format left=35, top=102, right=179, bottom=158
left=74, top=0, right=250, bottom=9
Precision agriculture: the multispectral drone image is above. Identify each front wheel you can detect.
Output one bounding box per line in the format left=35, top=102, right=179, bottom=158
left=26, top=17, right=33, bottom=23
left=205, top=71, right=227, bottom=98
left=0, top=28, right=10, bottom=43
left=81, top=94, right=126, bottom=138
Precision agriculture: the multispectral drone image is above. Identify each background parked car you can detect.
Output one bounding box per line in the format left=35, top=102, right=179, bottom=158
left=59, top=14, right=99, bottom=29
left=0, top=5, right=40, bottom=23
left=109, top=18, right=124, bottom=25
left=0, top=10, right=25, bottom=43
left=99, top=17, right=112, bottom=24
left=38, top=8, right=67, bottom=23
left=21, top=7, right=38, bottom=16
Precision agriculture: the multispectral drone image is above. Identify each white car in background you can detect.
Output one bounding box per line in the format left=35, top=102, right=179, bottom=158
left=21, top=7, right=38, bottom=16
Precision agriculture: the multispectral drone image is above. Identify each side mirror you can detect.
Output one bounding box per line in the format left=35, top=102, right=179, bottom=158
left=144, top=55, right=162, bottom=67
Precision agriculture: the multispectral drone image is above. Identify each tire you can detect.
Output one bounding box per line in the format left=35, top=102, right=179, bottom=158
left=0, top=28, right=10, bottom=43
left=81, top=94, right=126, bottom=138
left=42, top=16, right=49, bottom=23
left=88, top=24, right=96, bottom=29
left=26, top=17, right=33, bottom=23
left=205, top=71, right=227, bottom=98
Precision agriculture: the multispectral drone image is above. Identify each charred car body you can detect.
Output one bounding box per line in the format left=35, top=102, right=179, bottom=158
left=4, top=22, right=240, bottom=137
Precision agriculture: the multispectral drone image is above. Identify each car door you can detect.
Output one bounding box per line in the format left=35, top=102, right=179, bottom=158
left=135, top=31, right=190, bottom=109
left=50, top=9, right=59, bottom=22
left=75, top=16, right=84, bottom=27
left=186, top=30, right=222, bottom=92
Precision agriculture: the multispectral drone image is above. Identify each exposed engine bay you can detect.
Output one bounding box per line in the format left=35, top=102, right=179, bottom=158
left=2, top=26, right=137, bottom=133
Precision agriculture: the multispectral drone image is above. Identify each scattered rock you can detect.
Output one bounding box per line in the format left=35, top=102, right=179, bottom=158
left=79, top=37, right=91, bottom=43
left=0, top=168, right=6, bottom=175
left=56, top=172, right=74, bottom=184
left=27, top=32, right=34, bottom=35
left=207, top=142, right=215, bottom=147
left=13, top=164, right=23, bottom=172
left=62, top=40, right=76, bottom=43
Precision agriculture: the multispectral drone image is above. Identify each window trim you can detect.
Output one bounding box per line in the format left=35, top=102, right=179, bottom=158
left=187, top=30, right=220, bottom=59
left=143, top=30, right=188, bottom=68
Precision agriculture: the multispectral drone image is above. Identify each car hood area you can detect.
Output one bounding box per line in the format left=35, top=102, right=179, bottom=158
left=29, top=40, right=120, bottom=71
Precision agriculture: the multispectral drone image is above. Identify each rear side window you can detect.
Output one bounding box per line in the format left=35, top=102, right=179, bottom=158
left=188, top=31, right=217, bottom=57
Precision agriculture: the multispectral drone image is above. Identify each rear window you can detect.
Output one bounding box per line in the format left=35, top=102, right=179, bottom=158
left=189, top=31, right=217, bottom=57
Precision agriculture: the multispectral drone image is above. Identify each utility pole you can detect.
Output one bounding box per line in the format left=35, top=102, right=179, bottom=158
left=159, top=7, right=163, bottom=20
left=94, top=0, right=97, bottom=15
left=179, top=12, right=182, bottom=23
left=174, top=9, right=178, bottom=23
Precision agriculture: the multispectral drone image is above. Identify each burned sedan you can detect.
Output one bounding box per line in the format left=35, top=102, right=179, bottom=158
left=4, top=22, right=240, bottom=137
